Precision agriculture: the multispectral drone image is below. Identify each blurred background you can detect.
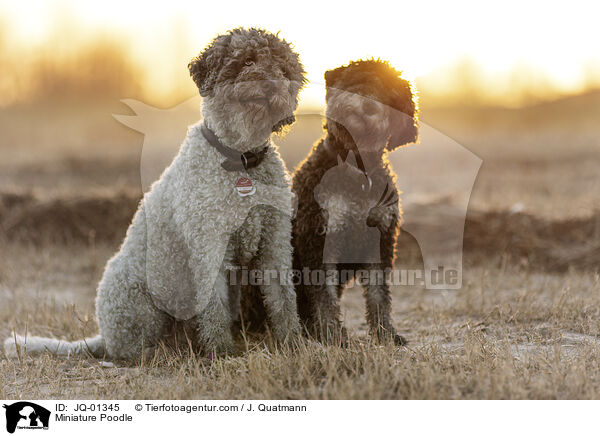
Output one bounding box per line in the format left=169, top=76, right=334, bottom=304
left=0, top=0, right=599, bottom=269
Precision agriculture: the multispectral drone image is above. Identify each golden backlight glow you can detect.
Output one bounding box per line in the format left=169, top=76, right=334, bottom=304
left=1, top=0, right=599, bottom=108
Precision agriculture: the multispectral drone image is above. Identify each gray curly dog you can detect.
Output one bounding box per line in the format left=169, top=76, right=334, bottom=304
left=4, top=27, right=306, bottom=360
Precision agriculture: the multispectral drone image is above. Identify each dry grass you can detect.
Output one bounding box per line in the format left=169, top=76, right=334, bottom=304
left=1, top=240, right=599, bottom=399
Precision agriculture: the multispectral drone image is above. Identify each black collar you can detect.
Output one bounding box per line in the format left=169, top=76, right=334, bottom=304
left=201, top=123, right=269, bottom=171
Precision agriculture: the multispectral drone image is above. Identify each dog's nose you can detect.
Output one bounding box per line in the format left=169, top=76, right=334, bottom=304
left=261, top=80, right=277, bottom=95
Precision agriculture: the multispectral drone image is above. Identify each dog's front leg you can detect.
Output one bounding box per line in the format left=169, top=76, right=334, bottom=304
left=311, top=280, right=347, bottom=346
left=363, top=267, right=406, bottom=346
left=255, top=210, right=301, bottom=343
left=196, top=264, right=235, bottom=355
left=188, top=233, right=235, bottom=356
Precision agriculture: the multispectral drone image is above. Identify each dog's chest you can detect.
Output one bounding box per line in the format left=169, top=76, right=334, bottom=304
left=229, top=206, right=268, bottom=265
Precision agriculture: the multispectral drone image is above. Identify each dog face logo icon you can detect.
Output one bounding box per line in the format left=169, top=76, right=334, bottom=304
left=3, top=402, right=50, bottom=433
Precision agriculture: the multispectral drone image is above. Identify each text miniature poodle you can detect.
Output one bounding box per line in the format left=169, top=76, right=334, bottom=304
left=4, top=27, right=306, bottom=360
left=292, top=60, right=418, bottom=345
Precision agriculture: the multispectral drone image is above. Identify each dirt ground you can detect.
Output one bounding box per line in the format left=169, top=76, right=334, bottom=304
left=1, top=93, right=599, bottom=399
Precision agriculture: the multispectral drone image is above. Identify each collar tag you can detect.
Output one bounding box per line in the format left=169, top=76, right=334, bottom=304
left=235, top=177, right=256, bottom=197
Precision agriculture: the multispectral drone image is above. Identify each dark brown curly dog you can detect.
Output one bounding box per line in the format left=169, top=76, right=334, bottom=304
left=292, top=59, right=418, bottom=345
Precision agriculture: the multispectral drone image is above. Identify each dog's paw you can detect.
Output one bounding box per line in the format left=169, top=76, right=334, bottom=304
left=270, top=307, right=302, bottom=343
left=197, top=331, right=236, bottom=358
left=339, top=327, right=349, bottom=348
left=311, top=322, right=348, bottom=347
left=373, top=327, right=408, bottom=347
left=272, top=320, right=301, bottom=344
left=393, top=333, right=408, bottom=347
left=208, top=341, right=236, bottom=358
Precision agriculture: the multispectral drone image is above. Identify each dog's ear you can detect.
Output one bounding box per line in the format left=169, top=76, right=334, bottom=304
left=324, top=66, right=345, bottom=89
left=387, top=78, right=418, bottom=151
left=387, top=110, right=418, bottom=151
left=189, top=50, right=223, bottom=97
left=188, top=54, right=209, bottom=96
left=188, top=34, right=231, bottom=97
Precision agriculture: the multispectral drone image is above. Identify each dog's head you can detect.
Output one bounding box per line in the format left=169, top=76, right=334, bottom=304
left=189, top=28, right=306, bottom=146
left=324, top=59, right=418, bottom=153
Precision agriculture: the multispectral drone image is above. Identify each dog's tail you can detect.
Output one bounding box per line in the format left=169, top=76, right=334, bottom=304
left=3, top=334, right=105, bottom=358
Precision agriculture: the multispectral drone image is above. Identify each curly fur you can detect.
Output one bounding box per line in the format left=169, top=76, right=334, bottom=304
left=4, top=28, right=305, bottom=360
left=189, top=28, right=306, bottom=149
left=292, top=59, right=419, bottom=345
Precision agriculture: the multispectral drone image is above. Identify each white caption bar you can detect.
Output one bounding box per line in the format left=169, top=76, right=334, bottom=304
left=0, top=400, right=597, bottom=435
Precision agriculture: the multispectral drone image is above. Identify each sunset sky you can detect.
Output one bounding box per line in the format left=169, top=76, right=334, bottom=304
left=1, top=0, right=599, bottom=107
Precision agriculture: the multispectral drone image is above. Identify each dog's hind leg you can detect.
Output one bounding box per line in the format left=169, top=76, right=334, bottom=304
left=96, top=280, right=171, bottom=361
